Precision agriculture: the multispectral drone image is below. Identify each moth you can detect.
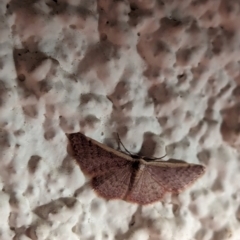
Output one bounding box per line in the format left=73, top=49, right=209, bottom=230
left=67, top=132, right=205, bottom=205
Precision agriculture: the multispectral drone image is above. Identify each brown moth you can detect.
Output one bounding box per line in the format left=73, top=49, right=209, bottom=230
left=67, top=132, right=205, bottom=205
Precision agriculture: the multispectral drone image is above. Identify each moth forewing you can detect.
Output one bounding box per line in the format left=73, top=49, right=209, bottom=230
left=69, top=132, right=134, bottom=161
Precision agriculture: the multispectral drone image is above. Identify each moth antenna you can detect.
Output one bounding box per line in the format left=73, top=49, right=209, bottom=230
left=148, top=146, right=168, bottom=161
left=151, top=153, right=167, bottom=161
left=116, top=133, right=132, bottom=155
left=143, top=153, right=167, bottom=161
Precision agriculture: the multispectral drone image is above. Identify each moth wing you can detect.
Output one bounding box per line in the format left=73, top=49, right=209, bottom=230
left=67, top=132, right=132, bottom=177
left=125, top=165, right=165, bottom=205
left=91, top=163, right=132, bottom=200
left=145, top=160, right=205, bottom=193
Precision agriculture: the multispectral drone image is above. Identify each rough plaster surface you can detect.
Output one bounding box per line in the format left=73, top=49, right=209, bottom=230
left=0, top=0, right=240, bottom=239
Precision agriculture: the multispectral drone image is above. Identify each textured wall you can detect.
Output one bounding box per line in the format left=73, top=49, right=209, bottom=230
left=0, top=0, right=239, bottom=239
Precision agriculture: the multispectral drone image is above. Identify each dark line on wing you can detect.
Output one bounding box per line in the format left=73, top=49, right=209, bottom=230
left=123, top=161, right=140, bottom=199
